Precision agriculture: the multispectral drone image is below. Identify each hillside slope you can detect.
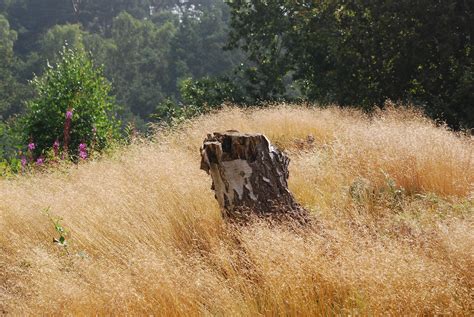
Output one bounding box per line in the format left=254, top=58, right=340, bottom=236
left=1, top=105, right=473, bottom=315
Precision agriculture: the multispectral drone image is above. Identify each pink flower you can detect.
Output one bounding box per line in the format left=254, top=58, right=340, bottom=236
left=21, top=156, right=27, bottom=167
left=36, top=157, right=44, bottom=165
left=53, top=139, right=60, bottom=156
left=78, top=143, right=87, bottom=160
left=65, top=110, right=73, bottom=119
left=28, top=143, right=36, bottom=151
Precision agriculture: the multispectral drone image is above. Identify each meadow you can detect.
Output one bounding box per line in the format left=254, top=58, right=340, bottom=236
left=1, top=104, right=473, bottom=315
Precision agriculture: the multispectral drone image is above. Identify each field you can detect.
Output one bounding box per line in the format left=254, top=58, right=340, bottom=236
left=1, top=105, right=473, bottom=315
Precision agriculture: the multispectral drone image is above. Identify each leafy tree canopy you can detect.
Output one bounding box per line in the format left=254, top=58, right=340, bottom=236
left=227, top=0, right=474, bottom=128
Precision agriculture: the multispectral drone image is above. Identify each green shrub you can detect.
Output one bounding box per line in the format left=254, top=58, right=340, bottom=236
left=151, top=98, right=203, bottom=125
left=152, top=76, right=246, bottom=124
left=24, top=46, right=119, bottom=159
left=0, top=119, right=23, bottom=176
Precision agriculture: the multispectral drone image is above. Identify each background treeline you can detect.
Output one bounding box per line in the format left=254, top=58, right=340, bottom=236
left=0, top=0, right=473, bottom=167
left=0, top=0, right=243, bottom=124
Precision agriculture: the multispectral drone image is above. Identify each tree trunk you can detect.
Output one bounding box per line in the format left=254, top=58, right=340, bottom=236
left=200, top=131, right=308, bottom=223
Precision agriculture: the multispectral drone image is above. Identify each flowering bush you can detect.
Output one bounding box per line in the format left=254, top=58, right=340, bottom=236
left=24, top=46, right=119, bottom=161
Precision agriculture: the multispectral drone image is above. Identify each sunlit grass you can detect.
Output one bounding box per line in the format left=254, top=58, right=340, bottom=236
left=1, top=104, right=472, bottom=315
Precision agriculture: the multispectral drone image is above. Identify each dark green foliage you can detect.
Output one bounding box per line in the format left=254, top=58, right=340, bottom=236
left=0, top=119, right=23, bottom=176
left=76, top=0, right=153, bottom=34
left=180, top=76, right=244, bottom=108
left=152, top=75, right=248, bottom=123
left=0, top=14, right=30, bottom=119
left=227, top=0, right=474, bottom=128
left=2, top=0, right=76, bottom=54
left=170, top=1, right=242, bottom=80
left=152, top=98, right=203, bottom=124
left=39, top=24, right=85, bottom=62
left=0, top=14, right=17, bottom=111
left=107, top=12, right=176, bottom=119
left=24, top=47, right=119, bottom=158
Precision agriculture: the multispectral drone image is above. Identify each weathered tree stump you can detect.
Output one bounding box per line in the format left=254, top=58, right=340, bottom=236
left=200, top=131, right=309, bottom=223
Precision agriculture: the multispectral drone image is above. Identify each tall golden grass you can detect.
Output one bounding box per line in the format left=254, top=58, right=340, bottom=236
left=1, top=104, right=473, bottom=315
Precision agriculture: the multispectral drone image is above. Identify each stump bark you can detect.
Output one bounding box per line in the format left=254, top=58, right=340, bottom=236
left=200, top=131, right=308, bottom=223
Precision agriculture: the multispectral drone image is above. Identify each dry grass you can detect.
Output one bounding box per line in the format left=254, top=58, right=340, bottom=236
left=1, top=104, right=473, bottom=315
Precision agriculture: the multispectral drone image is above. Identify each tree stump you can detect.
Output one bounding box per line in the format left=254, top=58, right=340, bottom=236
left=200, top=131, right=309, bottom=223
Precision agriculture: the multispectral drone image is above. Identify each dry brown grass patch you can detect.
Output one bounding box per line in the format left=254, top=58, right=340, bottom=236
left=1, top=104, right=472, bottom=315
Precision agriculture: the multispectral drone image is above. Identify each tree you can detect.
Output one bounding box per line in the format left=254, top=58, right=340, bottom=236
left=3, top=0, right=76, bottom=54
left=0, top=14, right=27, bottom=119
left=227, top=0, right=474, bottom=128
left=39, top=24, right=85, bottom=62
left=107, top=12, right=176, bottom=118
left=25, top=47, right=119, bottom=159
left=0, top=14, right=17, bottom=116
left=15, top=24, right=89, bottom=95
left=77, top=0, right=153, bottom=35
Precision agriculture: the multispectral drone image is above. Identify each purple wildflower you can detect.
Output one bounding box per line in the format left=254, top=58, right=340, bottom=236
left=63, top=110, right=73, bottom=157
left=78, top=143, right=88, bottom=160
left=53, top=139, right=60, bottom=156
left=21, top=156, right=27, bottom=167
left=36, top=157, right=44, bottom=165
left=28, top=143, right=36, bottom=151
